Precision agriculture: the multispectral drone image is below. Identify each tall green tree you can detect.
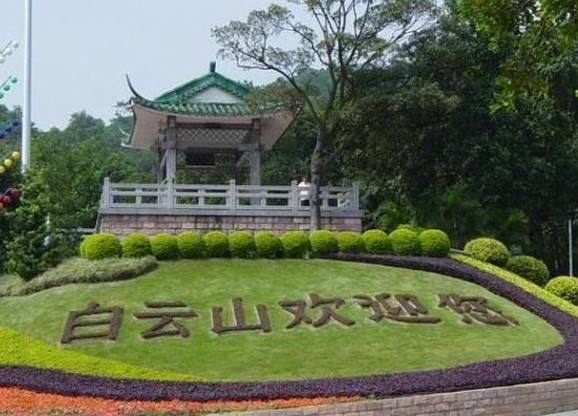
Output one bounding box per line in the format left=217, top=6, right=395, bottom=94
left=212, top=0, right=437, bottom=229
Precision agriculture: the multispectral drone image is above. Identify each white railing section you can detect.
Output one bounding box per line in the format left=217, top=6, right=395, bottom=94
left=101, top=178, right=360, bottom=212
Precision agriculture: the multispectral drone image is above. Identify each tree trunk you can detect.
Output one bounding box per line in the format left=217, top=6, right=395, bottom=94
left=310, top=129, right=324, bottom=231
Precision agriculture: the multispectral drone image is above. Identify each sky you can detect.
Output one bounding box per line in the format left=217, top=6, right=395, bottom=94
left=0, top=0, right=283, bottom=130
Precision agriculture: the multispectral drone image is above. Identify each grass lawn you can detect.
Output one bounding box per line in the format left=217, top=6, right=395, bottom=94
left=0, top=259, right=563, bottom=382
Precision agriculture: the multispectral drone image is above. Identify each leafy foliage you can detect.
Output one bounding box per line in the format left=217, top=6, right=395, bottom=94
left=419, top=229, right=451, bottom=257
left=309, top=230, right=338, bottom=255
left=280, top=231, right=309, bottom=258
left=228, top=231, right=256, bottom=258
left=202, top=231, right=230, bottom=258
left=336, top=231, right=364, bottom=253
left=505, top=255, right=550, bottom=287
left=389, top=229, right=421, bottom=256
left=464, top=238, right=510, bottom=267
left=545, top=276, right=578, bottom=306
left=254, top=231, right=283, bottom=258
left=80, top=233, right=122, bottom=261
left=362, top=230, right=392, bottom=254
left=121, top=234, right=152, bottom=258
left=150, top=234, right=179, bottom=260
left=177, top=232, right=205, bottom=259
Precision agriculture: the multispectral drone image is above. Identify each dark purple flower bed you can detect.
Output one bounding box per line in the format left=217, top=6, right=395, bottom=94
left=0, top=253, right=576, bottom=402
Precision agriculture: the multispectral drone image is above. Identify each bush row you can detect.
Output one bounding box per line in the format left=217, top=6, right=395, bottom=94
left=80, top=228, right=452, bottom=262
left=463, top=236, right=578, bottom=305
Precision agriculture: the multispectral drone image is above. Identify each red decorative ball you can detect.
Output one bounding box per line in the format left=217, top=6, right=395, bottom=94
left=9, top=188, right=20, bottom=198
left=1, top=195, right=12, bottom=206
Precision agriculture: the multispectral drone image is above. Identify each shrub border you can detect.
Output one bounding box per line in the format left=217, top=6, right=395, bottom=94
left=0, top=253, right=576, bottom=402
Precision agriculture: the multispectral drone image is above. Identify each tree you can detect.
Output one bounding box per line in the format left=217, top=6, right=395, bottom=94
left=459, top=0, right=578, bottom=109
left=212, top=0, right=437, bottom=229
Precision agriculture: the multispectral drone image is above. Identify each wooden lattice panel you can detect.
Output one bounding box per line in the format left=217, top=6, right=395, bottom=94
left=176, top=128, right=249, bottom=146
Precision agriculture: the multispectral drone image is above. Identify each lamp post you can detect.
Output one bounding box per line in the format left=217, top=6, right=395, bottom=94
left=22, top=0, right=32, bottom=171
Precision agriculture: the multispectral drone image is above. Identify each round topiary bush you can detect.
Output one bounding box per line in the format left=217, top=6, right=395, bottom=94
left=545, top=276, right=578, bottom=305
left=463, top=238, right=510, bottom=266
left=280, top=231, right=309, bottom=258
left=177, top=232, right=205, bottom=259
left=150, top=233, right=179, bottom=260
left=362, top=230, right=392, bottom=254
left=337, top=231, right=364, bottom=253
left=228, top=231, right=255, bottom=258
left=309, top=230, right=338, bottom=255
left=254, top=231, right=283, bottom=258
left=80, top=233, right=122, bottom=260
left=202, top=231, right=230, bottom=258
left=505, top=255, right=550, bottom=286
left=121, top=234, right=152, bottom=258
left=419, top=229, right=451, bottom=257
left=389, top=228, right=421, bottom=256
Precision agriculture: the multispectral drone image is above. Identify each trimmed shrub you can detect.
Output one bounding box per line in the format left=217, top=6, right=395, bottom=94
left=362, top=230, right=392, bottom=254
left=177, top=232, right=205, bottom=259
left=389, top=228, right=421, bottom=256
left=280, top=231, right=309, bottom=258
left=150, top=234, right=179, bottom=260
left=309, top=230, right=338, bottom=255
left=396, top=224, right=426, bottom=235
left=337, top=231, right=365, bottom=253
left=228, top=231, right=255, bottom=258
left=80, top=233, right=122, bottom=260
left=505, top=255, right=550, bottom=286
left=202, top=231, right=229, bottom=258
left=419, top=229, right=451, bottom=257
left=545, top=276, right=578, bottom=305
left=121, top=234, right=152, bottom=258
left=254, top=231, right=283, bottom=258
left=464, top=238, right=510, bottom=267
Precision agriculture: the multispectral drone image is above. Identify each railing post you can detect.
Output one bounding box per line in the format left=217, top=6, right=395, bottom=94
left=102, top=177, right=111, bottom=209
left=167, top=179, right=175, bottom=209
left=136, top=187, right=142, bottom=206
left=352, top=182, right=360, bottom=211
left=291, top=180, right=299, bottom=211
left=229, top=179, right=237, bottom=212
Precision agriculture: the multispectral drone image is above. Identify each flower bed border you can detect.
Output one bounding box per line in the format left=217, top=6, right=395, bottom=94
left=0, top=253, right=576, bottom=402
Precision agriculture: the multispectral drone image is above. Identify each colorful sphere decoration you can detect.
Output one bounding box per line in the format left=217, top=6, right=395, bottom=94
left=0, top=120, right=21, bottom=140
left=0, top=150, right=20, bottom=176
left=0, top=187, right=21, bottom=212
left=0, top=76, right=18, bottom=100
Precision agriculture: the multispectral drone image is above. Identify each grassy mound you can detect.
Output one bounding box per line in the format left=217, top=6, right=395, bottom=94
left=0, top=259, right=561, bottom=382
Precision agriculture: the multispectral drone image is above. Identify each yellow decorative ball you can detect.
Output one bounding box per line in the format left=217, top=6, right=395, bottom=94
left=0, top=166, right=5, bottom=174
left=11, top=151, right=20, bottom=160
left=4, top=159, right=12, bottom=168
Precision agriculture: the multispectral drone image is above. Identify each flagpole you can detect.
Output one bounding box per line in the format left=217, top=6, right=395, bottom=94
left=22, top=0, right=32, bottom=171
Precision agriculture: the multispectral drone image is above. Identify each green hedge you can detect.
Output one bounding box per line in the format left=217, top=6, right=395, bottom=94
left=309, top=230, right=338, bottom=255
left=0, top=256, right=158, bottom=297
left=419, top=229, right=451, bottom=257
left=545, top=276, right=578, bottom=305
left=150, top=234, right=179, bottom=260
left=464, top=238, right=509, bottom=266
left=453, top=254, right=578, bottom=319
left=337, top=231, right=365, bottom=253
left=229, top=231, right=255, bottom=258
left=505, top=255, right=550, bottom=286
left=389, top=229, right=421, bottom=256
left=362, top=230, right=392, bottom=254
left=0, top=326, right=198, bottom=381
left=80, top=233, right=122, bottom=260
left=254, top=231, right=283, bottom=258
left=177, top=232, right=205, bottom=259
left=203, top=231, right=230, bottom=258
left=280, top=231, right=309, bottom=258
left=121, top=234, right=152, bottom=258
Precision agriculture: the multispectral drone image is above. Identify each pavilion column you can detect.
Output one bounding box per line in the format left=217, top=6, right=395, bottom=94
left=165, top=116, right=177, bottom=209
left=249, top=118, right=261, bottom=186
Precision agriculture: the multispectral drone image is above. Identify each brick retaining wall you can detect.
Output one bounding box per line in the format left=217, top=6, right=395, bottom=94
left=98, top=213, right=362, bottom=237
left=208, top=378, right=578, bottom=416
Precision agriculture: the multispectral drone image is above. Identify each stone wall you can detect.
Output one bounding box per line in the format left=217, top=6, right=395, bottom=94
left=98, top=213, right=362, bottom=237
left=208, top=378, right=578, bottom=416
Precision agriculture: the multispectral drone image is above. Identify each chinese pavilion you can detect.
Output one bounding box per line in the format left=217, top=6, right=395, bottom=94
left=97, top=63, right=362, bottom=235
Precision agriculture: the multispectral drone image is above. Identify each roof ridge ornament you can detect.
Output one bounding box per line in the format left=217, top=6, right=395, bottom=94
left=210, top=61, right=216, bottom=73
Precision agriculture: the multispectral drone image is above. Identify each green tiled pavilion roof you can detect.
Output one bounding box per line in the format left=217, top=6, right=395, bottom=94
left=132, top=95, right=279, bottom=117
left=155, top=62, right=249, bottom=104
